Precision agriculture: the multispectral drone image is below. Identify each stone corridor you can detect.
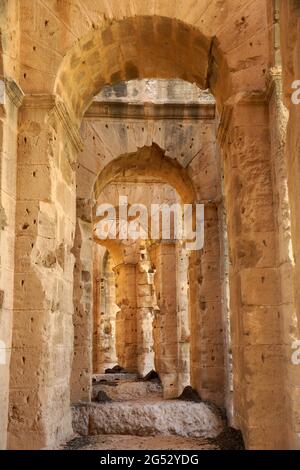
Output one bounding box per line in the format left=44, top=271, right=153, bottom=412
left=1, top=0, right=300, bottom=451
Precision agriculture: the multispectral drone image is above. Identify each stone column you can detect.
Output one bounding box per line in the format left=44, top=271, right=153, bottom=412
left=189, top=204, right=224, bottom=406
left=218, top=95, right=285, bottom=449
left=114, top=263, right=138, bottom=372
left=97, top=253, right=118, bottom=372
left=218, top=199, right=233, bottom=421
left=176, top=245, right=190, bottom=394
left=8, top=96, right=81, bottom=449
left=136, top=245, right=156, bottom=376
left=92, top=250, right=101, bottom=373
left=0, top=79, right=23, bottom=450
left=150, top=241, right=179, bottom=399
left=268, top=67, right=300, bottom=448
left=70, top=199, right=93, bottom=403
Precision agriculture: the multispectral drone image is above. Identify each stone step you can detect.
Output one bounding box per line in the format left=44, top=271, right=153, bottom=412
left=72, top=400, right=224, bottom=439
left=93, top=373, right=139, bottom=382
left=92, top=379, right=163, bottom=401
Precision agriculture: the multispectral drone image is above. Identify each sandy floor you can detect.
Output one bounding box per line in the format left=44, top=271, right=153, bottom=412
left=62, top=434, right=219, bottom=450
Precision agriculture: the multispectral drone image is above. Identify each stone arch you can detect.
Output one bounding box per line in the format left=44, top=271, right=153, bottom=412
left=92, top=143, right=196, bottom=204
left=54, top=15, right=229, bottom=123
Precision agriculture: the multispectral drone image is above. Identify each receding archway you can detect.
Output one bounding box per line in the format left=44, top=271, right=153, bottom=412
left=8, top=6, right=289, bottom=450
left=71, top=142, right=223, bottom=401
left=93, top=143, right=196, bottom=203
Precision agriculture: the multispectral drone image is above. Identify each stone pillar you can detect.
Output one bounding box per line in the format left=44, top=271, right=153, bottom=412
left=189, top=204, right=224, bottom=406
left=71, top=199, right=93, bottom=403
left=136, top=245, right=156, bottom=376
left=0, top=79, right=23, bottom=450
left=279, top=0, right=300, bottom=448
left=218, top=96, right=285, bottom=449
left=8, top=96, right=80, bottom=449
left=97, top=253, right=118, bottom=372
left=268, top=67, right=300, bottom=448
left=150, top=241, right=179, bottom=399
left=218, top=199, right=233, bottom=422
left=92, top=245, right=101, bottom=373
left=176, top=245, right=190, bottom=394
left=114, top=263, right=138, bottom=372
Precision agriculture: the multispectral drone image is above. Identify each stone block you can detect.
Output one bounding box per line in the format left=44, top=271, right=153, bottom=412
left=240, top=268, right=280, bottom=306
left=17, top=164, right=51, bottom=201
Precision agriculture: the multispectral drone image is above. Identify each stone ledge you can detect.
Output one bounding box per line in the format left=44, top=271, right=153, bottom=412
left=72, top=400, right=224, bottom=438
left=85, top=101, right=215, bottom=120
